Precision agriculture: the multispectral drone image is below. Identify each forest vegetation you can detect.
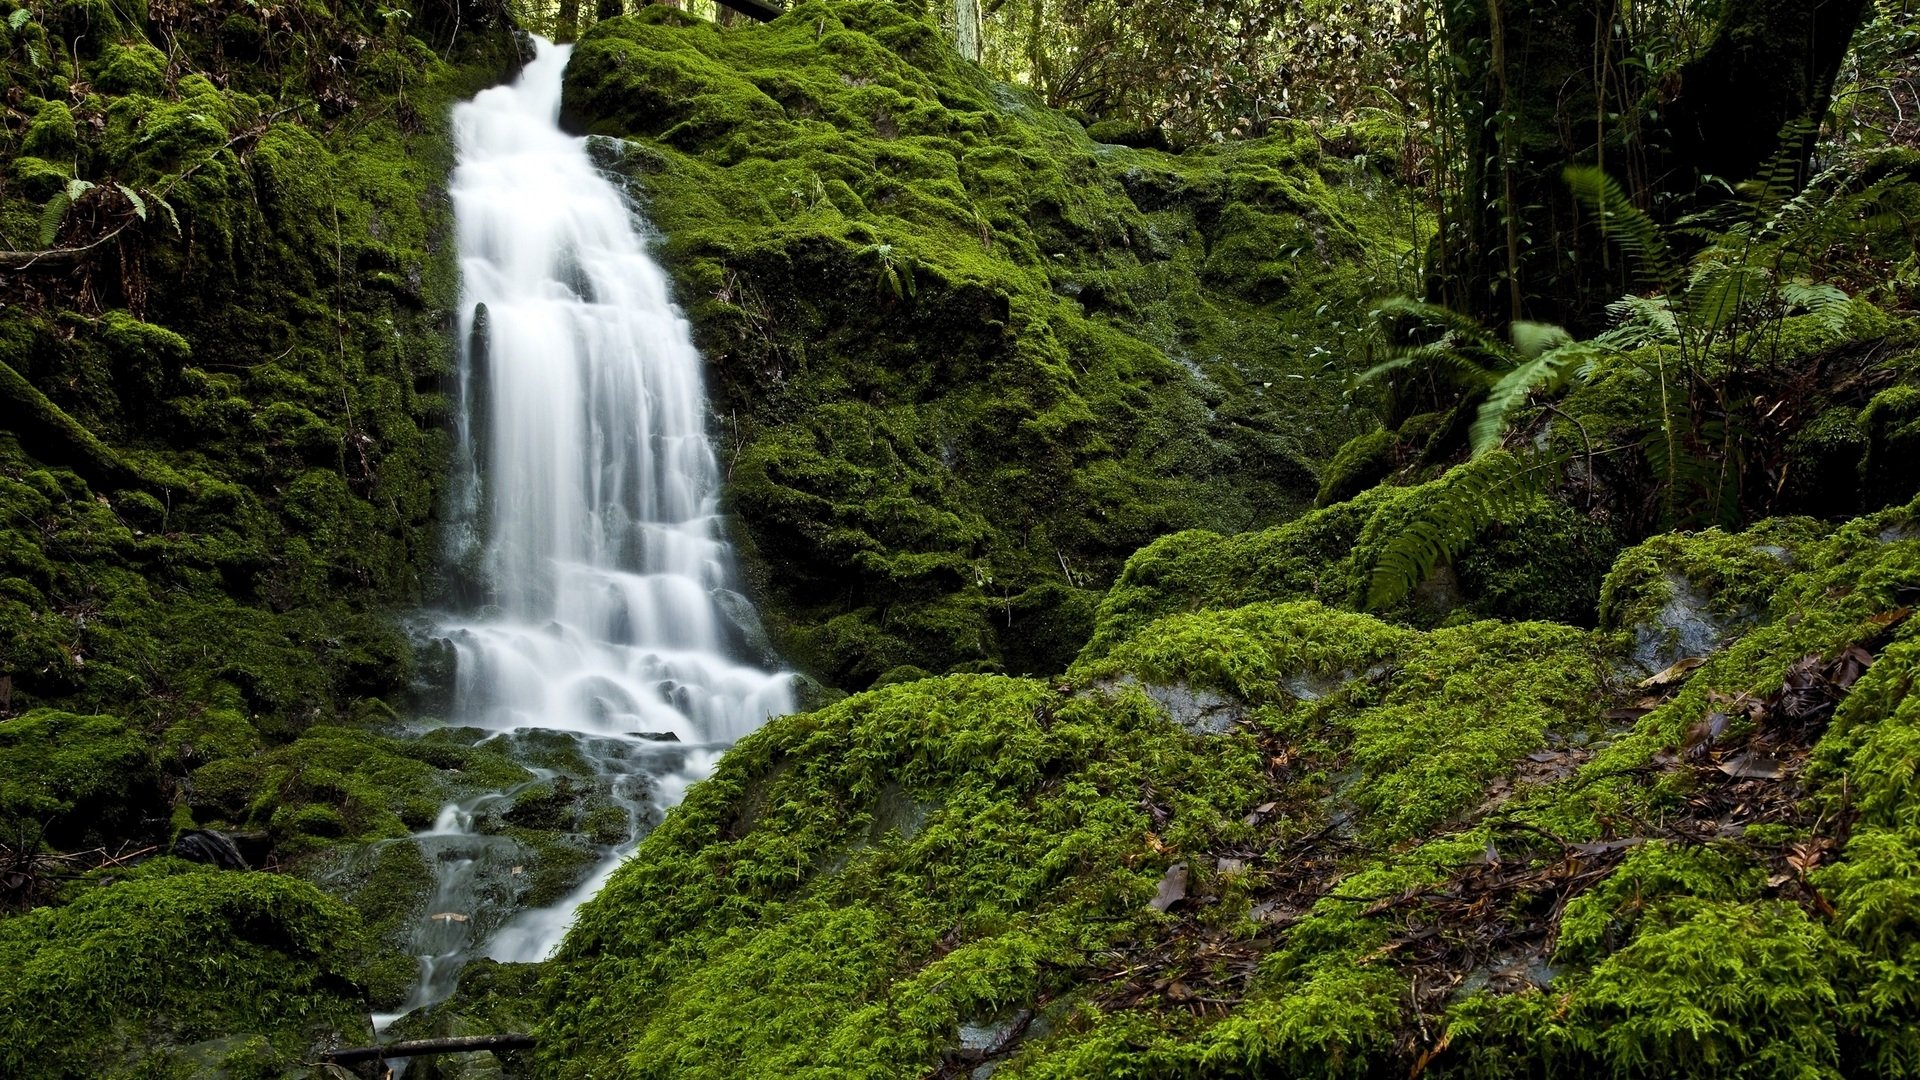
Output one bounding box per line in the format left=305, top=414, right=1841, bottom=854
left=2, top=0, right=1920, bottom=1076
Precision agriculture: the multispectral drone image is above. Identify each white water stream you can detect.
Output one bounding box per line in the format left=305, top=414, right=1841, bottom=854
left=375, top=38, right=793, bottom=1028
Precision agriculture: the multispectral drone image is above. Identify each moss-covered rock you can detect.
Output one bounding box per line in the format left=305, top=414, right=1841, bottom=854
left=1315, top=426, right=1395, bottom=507
left=0, top=709, right=164, bottom=851
left=0, top=868, right=374, bottom=1079
left=0, top=0, right=526, bottom=897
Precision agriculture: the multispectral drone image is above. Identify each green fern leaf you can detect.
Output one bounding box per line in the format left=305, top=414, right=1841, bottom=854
left=1365, top=451, right=1554, bottom=609
left=1565, top=166, right=1680, bottom=291
left=115, top=183, right=147, bottom=222
left=37, top=193, right=71, bottom=247
left=1471, top=341, right=1603, bottom=458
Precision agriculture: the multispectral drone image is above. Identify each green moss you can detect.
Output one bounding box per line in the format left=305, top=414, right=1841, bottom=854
left=1315, top=427, right=1394, bottom=507
left=0, top=709, right=163, bottom=851
left=1785, top=405, right=1868, bottom=518
left=1084, top=601, right=1603, bottom=842
left=1597, top=520, right=1826, bottom=669
left=0, top=869, right=373, bottom=1079
left=20, top=99, right=77, bottom=159
left=1861, top=382, right=1920, bottom=509
left=538, top=672, right=1265, bottom=1077
left=89, top=41, right=166, bottom=95
left=538, top=491, right=1920, bottom=1077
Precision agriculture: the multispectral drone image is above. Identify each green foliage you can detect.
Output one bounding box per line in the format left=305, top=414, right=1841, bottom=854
left=538, top=673, right=1265, bottom=1078
left=534, top=460, right=1920, bottom=1076
left=1360, top=450, right=1552, bottom=610
left=1315, top=428, right=1394, bottom=507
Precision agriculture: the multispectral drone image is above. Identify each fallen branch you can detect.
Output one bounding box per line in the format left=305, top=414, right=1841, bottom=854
left=322, top=1034, right=536, bottom=1064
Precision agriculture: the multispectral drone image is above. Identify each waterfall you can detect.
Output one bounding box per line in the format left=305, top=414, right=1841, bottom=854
left=377, top=37, right=793, bottom=1027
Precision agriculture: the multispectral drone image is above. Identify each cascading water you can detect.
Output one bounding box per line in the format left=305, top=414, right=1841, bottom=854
left=376, top=38, right=793, bottom=1027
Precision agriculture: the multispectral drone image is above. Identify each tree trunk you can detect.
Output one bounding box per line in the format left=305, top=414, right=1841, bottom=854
left=1438, top=0, right=1624, bottom=334
left=1439, top=0, right=1872, bottom=335
left=1653, top=0, right=1873, bottom=195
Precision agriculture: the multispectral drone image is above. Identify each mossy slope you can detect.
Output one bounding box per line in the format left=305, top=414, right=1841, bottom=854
left=0, top=0, right=548, bottom=1067
left=539, top=491, right=1920, bottom=1078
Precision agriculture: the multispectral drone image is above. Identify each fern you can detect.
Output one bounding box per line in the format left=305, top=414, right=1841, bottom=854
left=1471, top=340, right=1605, bottom=457
left=36, top=181, right=96, bottom=248
left=1366, top=451, right=1554, bottom=609
left=115, top=183, right=147, bottom=223
left=1565, top=165, right=1680, bottom=291
left=1778, top=279, right=1852, bottom=330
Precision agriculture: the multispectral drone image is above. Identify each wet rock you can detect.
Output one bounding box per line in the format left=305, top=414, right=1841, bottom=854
left=1148, top=683, right=1241, bottom=734
left=172, top=829, right=256, bottom=870
left=1629, top=571, right=1731, bottom=674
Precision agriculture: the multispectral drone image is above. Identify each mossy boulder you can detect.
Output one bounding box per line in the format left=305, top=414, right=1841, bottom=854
left=1315, top=426, right=1395, bottom=507
left=538, top=495, right=1920, bottom=1078
left=0, top=709, right=164, bottom=851
left=1861, top=382, right=1920, bottom=509
left=1597, top=519, right=1826, bottom=673
left=0, top=868, right=374, bottom=1078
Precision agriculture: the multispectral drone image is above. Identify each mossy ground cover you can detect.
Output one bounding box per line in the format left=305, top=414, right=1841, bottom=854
left=538, top=492, right=1920, bottom=1078
left=560, top=0, right=1415, bottom=687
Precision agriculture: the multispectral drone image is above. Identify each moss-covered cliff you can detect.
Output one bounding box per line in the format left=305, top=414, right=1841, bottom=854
left=558, top=0, right=1411, bottom=686
left=0, top=0, right=540, bottom=1069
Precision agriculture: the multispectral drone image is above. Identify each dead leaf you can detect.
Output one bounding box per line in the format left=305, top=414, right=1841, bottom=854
left=1638, top=656, right=1707, bottom=691
left=1216, top=857, right=1247, bottom=875
left=1831, top=645, right=1873, bottom=690
left=1149, top=862, right=1189, bottom=912
left=1684, top=711, right=1731, bottom=758
left=1717, top=751, right=1789, bottom=780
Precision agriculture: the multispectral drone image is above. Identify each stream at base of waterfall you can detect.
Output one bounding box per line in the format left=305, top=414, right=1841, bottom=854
left=353, top=38, right=794, bottom=1033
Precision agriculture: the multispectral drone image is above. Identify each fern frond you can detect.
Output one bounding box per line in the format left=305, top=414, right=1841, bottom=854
left=1356, top=341, right=1498, bottom=387
left=1369, top=296, right=1512, bottom=383
left=37, top=194, right=71, bottom=248
left=115, top=183, right=148, bottom=222
left=1508, top=321, right=1572, bottom=360
left=1596, top=295, right=1678, bottom=349
left=1680, top=262, right=1767, bottom=337
left=1565, top=166, right=1679, bottom=290
left=1778, top=279, right=1852, bottom=331
left=1471, top=341, right=1605, bottom=457
left=1365, top=451, right=1556, bottom=609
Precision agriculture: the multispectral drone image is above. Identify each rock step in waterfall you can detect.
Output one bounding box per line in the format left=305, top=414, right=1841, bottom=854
left=373, top=38, right=794, bottom=1029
